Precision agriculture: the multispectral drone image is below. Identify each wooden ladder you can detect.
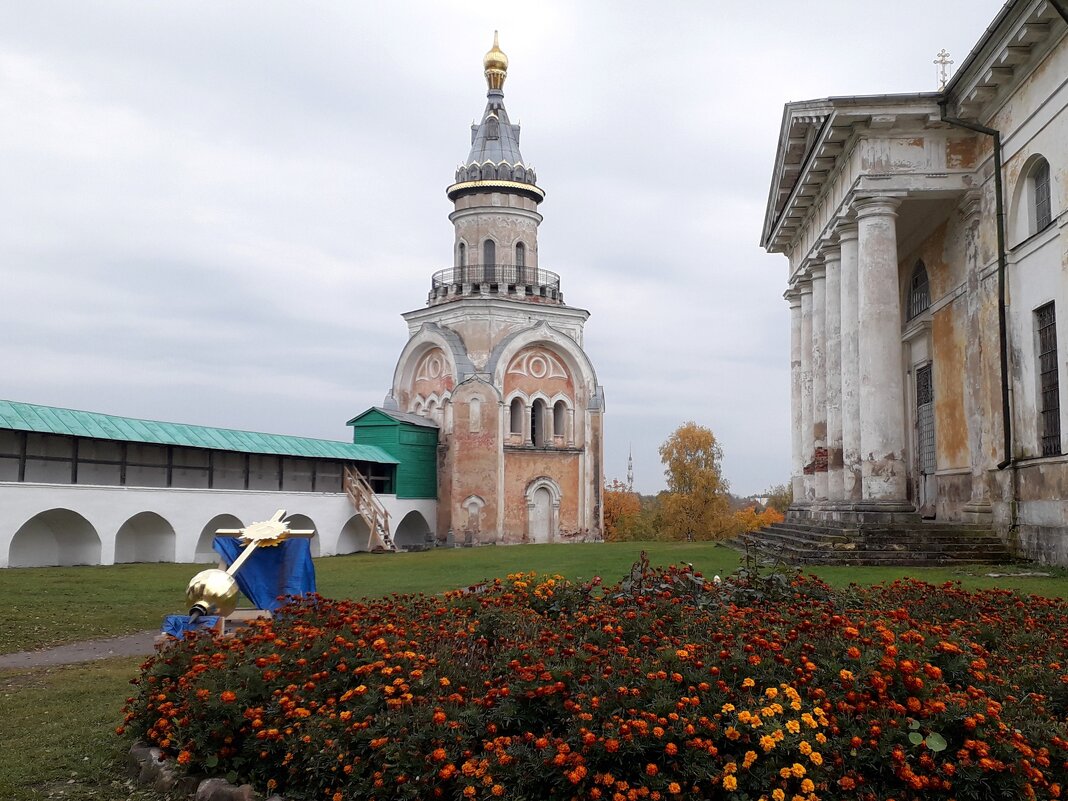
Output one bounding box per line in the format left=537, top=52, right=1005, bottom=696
left=343, top=465, right=395, bottom=552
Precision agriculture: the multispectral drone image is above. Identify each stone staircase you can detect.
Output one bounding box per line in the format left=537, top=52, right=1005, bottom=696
left=727, top=520, right=1014, bottom=567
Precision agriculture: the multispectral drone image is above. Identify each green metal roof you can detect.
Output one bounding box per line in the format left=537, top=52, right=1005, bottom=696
left=0, top=399, right=398, bottom=464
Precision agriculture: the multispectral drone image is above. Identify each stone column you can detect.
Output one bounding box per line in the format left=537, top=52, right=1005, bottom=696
left=810, top=262, right=828, bottom=502
left=798, top=276, right=814, bottom=504
left=823, top=244, right=844, bottom=502
left=958, top=192, right=993, bottom=523
left=786, top=287, right=804, bottom=504
left=838, top=223, right=862, bottom=502
left=855, top=196, right=910, bottom=505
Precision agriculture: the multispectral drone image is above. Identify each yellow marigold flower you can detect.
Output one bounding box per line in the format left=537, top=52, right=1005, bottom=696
left=760, top=735, right=776, bottom=752
left=801, top=779, right=815, bottom=793
left=772, top=729, right=785, bottom=742
left=809, top=752, right=823, bottom=766
left=779, top=768, right=792, bottom=779
left=815, top=732, right=827, bottom=744
left=765, top=687, right=779, bottom=699
left=742, top=678, right=756, bottom=689
left=786, top=720, right=801, bottom=734
left=791, top=763, right=806, bottom=778
left=726, top=726, right=741, bottom=741
left=799, top=741, right=812, bottom=755
left=801, top=713, right=817, bottom=729
left=738, top=711, right=752, bottom=724
left=721, top=703, right=735, bottom=714
left=791, top=700, right=802, bottom=711
left=743, top=750, right=758, bottom=768
left=772, top=789, right=786, bottom=801
left=724, top=762, right=738, bottom=775
left=723, top=775, right=738, bottom=791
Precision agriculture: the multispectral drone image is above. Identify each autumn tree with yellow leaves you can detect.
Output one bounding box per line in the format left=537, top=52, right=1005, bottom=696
left=658, top=422, right=733, bottom=541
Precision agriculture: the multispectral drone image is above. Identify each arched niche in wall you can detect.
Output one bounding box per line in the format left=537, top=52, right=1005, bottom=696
left=10, top=508, right=101, bottom=567
left=114, top=511, right=176, bottom=564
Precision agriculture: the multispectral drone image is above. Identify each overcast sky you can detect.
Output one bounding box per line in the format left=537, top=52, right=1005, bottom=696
left=1, top=0, right=1004, bottom=495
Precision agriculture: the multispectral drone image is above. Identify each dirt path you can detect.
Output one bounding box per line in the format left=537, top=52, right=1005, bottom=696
left=0, top=630, right=158, bottom=670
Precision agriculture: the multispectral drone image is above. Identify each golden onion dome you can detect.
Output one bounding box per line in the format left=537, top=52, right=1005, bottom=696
left=483, top=31, right=508, bottom=90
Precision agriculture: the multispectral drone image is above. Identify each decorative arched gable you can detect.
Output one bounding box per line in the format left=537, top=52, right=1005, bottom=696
left=391, top=323, right=473, bottom=411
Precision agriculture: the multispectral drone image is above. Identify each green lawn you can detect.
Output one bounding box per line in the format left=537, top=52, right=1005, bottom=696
left=1, top=543, right=1067, bottom=801
left=3, top=542, right=1067, bottom=655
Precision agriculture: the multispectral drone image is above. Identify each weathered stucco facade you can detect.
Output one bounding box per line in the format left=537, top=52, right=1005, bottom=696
left=387, top=36, right=605, bottom=545
left=761, top=0, right=1068, bottom=564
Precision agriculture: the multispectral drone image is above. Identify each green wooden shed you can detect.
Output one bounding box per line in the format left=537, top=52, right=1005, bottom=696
left=346, top=408, right=438, bottom=499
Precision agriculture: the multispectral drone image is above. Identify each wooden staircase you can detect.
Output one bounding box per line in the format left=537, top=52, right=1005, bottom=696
left=726, top=519, right=1013, bottom=567
left=343, top=466, right=395, bottom=553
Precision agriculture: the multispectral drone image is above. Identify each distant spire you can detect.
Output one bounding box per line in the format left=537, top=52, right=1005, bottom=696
left=627, top=445, right=634, bottom=492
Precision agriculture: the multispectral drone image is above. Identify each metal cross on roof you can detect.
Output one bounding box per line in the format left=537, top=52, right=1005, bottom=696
left=934, top=49, right=954, bottom=91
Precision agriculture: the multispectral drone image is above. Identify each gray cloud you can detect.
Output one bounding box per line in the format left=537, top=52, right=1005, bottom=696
left=0, top=0, right=1002, bottom=495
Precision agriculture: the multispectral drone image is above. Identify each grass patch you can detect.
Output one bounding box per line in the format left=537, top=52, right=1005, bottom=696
left=4, top=543, right=1068, bottom=655
left=0, top=656, right=173, bottom=801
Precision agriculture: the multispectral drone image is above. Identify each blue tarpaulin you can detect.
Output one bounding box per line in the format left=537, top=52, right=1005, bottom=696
left=212, top=536, right=316, bottom=611
left=162, top=614, right=220, bottom=639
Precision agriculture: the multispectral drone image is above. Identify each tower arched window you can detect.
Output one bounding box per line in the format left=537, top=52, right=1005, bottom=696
left=553, top=400, right=567, bottom=440
left=1032, top=157, right=1052, bottom=233
left=485, top=116, right=499, bottom=140
left=458, top=242, right=467, bottom=268
left=515, top=241, right=526, bottom=283
left=509, top=397, right=524, bottom=435
left=482, top=239, right=496, bottom=282
left=531, top=399, right=547, bottom=447
left=907, top=260, right=930, bottom=321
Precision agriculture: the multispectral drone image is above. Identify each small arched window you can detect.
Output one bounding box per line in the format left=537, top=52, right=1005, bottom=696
left=1032, top=157, right=1052, bottom=232
left=458, top=242, right=467, bottom=268
left=531, top=399, right=547, bottom=447
left=553, top=400, right=567, bottom=439
left=485, top=116, right=500, bottom=140
left=907, top=260, right=930, bottom=321
left=509, top=397, right=524, bottom=435
left=515, top=241, right=526, bottom=267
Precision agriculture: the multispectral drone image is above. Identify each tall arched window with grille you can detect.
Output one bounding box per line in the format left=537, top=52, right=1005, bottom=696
left=482, top=239, right=496, bottom=282
left=515, top=241, right=526, bottom=283
left=907, top=260, right=930, bottom=320
left=509, top=397, right=524, bottom=436
left=1032, top=157, right=1052, bottom=233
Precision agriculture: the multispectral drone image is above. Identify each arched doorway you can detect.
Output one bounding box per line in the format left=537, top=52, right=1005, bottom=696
left=10, top=509, right=101, bottom=567
left=196, top=514, right=243, bottom=563
left=393, top=510, right=432, bottom=550
left=114, top=512, right=176, bottom=563
left=525, top=478, right=560, bottom=544
left=337, top=514, right=371, bottom=555
left=285, top=513, right=320, bottom=557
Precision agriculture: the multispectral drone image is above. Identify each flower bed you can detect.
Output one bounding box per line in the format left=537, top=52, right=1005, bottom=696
left=122, top=559, right=1068, bottom=800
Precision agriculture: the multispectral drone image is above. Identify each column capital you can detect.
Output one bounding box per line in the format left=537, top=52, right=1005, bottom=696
left=853, top=195, right=902, bottom=219
left=808, top=261, right=827, bottom=281
left=836, top=221, right=859, bottom=242
left=796, top=274, right=813, bottom=294
left=820, top=241, right=842, bottom=264
left=784, top=286, right=803, bottom=307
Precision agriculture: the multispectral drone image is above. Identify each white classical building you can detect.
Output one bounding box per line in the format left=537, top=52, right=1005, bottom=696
left=761, top=0, right=1067, bottom=563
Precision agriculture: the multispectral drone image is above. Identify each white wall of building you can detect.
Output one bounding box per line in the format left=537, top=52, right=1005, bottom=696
left=1, top=481, right=437, bottom=568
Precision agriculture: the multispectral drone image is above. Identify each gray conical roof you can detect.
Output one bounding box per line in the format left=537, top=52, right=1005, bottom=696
left=467, top=89, right=524, bottom=165
left=452, top=87, right=540, bottom=189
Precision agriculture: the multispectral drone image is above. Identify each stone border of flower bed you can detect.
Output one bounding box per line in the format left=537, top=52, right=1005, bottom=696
left=128, top=741, right=283, bottom=801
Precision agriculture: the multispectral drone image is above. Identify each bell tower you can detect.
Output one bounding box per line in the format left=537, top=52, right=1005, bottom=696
left=388, top=34, right=605, bottom=545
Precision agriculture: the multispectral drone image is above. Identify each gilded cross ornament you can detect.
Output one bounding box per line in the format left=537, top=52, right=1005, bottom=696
left=185, top=509, right=315, bottom=622
left=934, top=49, right=954, bottom=90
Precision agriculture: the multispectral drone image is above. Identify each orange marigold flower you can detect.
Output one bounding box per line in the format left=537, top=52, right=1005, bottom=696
left=645, top=763, right=659, bottom=776
left=667, top=783, right=681, bottom=795
left=665, top=743, right=678, bottom=756
left=723, top=775, right=738, bottom=791
left=220, top=691, right=237, bottom=703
